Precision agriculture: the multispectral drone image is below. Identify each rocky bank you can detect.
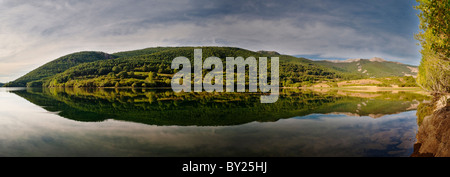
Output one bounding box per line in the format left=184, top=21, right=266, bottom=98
left=411, top=95, right=450, bottom=157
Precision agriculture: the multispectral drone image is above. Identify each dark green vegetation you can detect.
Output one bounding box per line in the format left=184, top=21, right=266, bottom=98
left=3, top=51, right=114, bottom=87
left=13, top=88, right=429, bottom=126
left=0, top=83, right=3, bottom=87
left=415, top=0, right=450, bottom=93
left=4, top=46, right=418, bottom=88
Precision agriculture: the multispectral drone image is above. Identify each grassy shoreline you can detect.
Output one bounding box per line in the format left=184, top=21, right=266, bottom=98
left=282, top=86, right=428, bottom=94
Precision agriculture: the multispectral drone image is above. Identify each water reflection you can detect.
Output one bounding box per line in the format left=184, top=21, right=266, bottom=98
left=0, top=87, right=432, bottom=156
left=12, top=87, right=430, bottom=126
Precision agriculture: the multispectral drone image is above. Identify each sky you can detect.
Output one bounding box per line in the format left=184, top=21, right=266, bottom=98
left=0, top=0, right=421, bottom=83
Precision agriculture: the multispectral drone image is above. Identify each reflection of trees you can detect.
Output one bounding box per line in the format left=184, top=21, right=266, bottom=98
left=412, top=95, right=450, bottom=157
left=12, top=88, right=429, bottom=126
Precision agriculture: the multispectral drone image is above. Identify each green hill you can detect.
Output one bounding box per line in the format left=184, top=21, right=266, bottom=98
left=111, top=46, right=181, bottom=58
left=4, top=51, right=114, bottom=87
left=312, top=57, right=418, bottom=78
left=41, top=47, right=345, bottom=88
left=4, top=46, right=418, bottom=88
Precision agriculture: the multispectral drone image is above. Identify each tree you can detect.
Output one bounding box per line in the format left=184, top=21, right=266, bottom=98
left=98, top=68, right=109, bottom=75
left=107, top=72, right=115, bottom=78
left=123, top=66, right=130, bottom=72
left=112, top=66, right=121, bottom=73
left=415, top=0, right=450, bottom=93
left=117, top=71, right=128, bottom=78
left=147, top=72, right=155, bottom=83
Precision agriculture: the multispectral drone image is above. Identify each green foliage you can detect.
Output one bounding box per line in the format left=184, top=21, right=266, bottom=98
left=280, top=63, right=342, bottom=87
left=416, top=0, right=450, bottom=58
left=416, top=47, right=450, bottom=92
left=26, top=80, right=44, bottom=87
left=374, top=76, right=419, bottom=87
left=147, top=71, right=155, bottom=83
left=5, top=46, right=421, bottom=89
left=45, top=47, right=347, bottom=88
left=416, top=101, right=434, bottom=125
left=4, top=51, right=114, bottom=87
left=112, top=47, right=177, bottom=58
left=415, top=0, right=450, bottom=93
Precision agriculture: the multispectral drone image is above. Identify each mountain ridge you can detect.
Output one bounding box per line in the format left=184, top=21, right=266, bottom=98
left=318, top=57, right=408, bottom=65
left=4, top=51, right=115, bottom=87
left=311, top=57, right=417, bottom=78
left=3, top=46, right=418, bottom=88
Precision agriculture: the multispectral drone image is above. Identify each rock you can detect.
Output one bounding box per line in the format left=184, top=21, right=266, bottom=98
left=435, top=95, right=450, bottom=112
left=412, top=95, right=450, bottom=157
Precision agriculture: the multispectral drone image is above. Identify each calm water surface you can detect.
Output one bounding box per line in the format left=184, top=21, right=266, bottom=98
left=0, top=87, right=429, bottom=156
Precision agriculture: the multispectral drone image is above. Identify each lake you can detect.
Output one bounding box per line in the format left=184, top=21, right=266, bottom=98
left=0, top=87, right=430, bottom=157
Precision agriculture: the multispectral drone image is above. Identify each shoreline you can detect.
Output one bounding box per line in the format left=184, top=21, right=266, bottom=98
left=283, top=86, right=424, bottom=91
left=10, top=85, right=426, bottom=91
left=282, top=86, right=430, bottom=95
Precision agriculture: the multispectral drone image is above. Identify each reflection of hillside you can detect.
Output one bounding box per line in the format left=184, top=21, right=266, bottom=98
left=305, top=87, right=429, bottom=97
left=13, top=88, right=430, bottom=126
left=325, top=112, right=393, bottom=119
left=336, top=90, right=381, bottom=98
left=305, top=89, right=430, bottom=118
left=15, top=88, right=332, bottom=126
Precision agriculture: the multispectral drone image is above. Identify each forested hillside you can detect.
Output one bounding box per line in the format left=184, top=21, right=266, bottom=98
left=4, top=51, right=114, bottom=87
left=46, top=47, right=347, bottom=88
left=3, top=46, right=419, bottom=88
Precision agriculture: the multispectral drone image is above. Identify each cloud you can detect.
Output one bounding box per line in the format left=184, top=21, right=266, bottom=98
left=0, top=0, right=421, bottom=82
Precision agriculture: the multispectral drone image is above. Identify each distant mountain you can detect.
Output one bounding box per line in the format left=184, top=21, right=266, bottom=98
left=4, top=47, right=418, bottom=88
left=311, top=57, right=418, bottom=78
